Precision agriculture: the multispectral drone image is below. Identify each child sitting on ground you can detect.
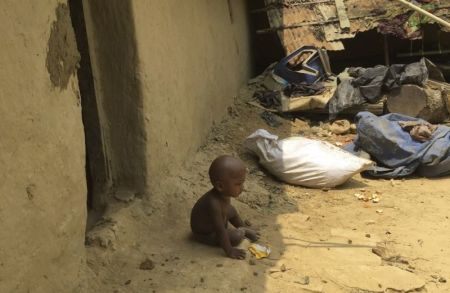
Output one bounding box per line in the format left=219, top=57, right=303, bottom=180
left=190, top=155, right=260, bottom=259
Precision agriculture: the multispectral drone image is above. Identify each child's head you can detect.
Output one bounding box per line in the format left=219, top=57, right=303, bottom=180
left=209, top=155, right=246, bottom=197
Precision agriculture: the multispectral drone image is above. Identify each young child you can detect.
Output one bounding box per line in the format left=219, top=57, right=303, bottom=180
left=190, top=155, right=260, bottom=259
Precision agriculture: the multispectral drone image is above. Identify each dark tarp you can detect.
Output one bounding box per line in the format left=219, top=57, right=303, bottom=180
left=328, top=58, right=429, bottom=118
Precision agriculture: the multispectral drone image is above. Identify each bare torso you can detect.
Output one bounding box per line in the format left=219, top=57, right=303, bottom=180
left=190, top=189, right=230, bottom=235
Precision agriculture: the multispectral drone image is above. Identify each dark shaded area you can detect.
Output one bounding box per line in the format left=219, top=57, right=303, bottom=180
left=329, top=26, right=450, bottom=81
left=248, top=0, right=285, bottom=75
left=68, top=0, right=108, bottom=213
left=82, top=0, right=147, bottom=196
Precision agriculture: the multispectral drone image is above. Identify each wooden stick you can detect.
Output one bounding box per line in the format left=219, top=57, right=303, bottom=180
left=335, top=0, right=350, bottom=29
left=395, top=0, right=450, bottom=29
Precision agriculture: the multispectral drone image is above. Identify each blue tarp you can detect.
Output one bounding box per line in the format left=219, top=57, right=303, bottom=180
left=345, top=112, right=450, bottom=178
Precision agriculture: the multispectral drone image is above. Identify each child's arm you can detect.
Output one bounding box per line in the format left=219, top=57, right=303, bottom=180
left=209, top=200, right=246, bottom=259
left=228, top=205, right=261, bottom=242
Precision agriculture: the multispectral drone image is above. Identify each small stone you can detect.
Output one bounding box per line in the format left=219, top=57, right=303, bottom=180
left=431, top=274, right=439, bottom=279
left=280, top=264, right=287, bottom=272
left=200, top=277, right=204, bottom=283
left=390, top=179, right=395, bottom=187
left=253, top=272, right=258, bottom=276
left=376, top=209, right=383, bottom=214
left=240, top=287, right=247, bottom=291
left=365, top=234, right=371, bottom=238
left=439, top=277, right=447, bottom=283
left=296, top=276, right=310, bottom=285
left=249, top=259, right=256, bottom=266
left=216, top=264, right=223, bottom=267
left=139, top=258, right=155, bottom=271
left=347, top=239, right=353, bottom=244
left=124, top=280, right=131, bottom=285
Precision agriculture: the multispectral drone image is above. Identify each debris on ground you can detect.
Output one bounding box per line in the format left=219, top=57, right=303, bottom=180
left=330, top=119, right=351, bottom=135
left=328, top=58, right=430, bottom=117
left=354, top=191, right=381, bottom=203
left=139, top=258, right=155, bottom=271
left=346, top=111, right=450, bottom=178
left=259, top=111, right=283, bottom=128
left=248, top=243, right=271, bottom=260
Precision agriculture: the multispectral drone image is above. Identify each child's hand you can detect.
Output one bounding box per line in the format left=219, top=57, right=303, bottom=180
left=228, top=248, right=246, bottom=260
left=244, top=229, right=261, bottom=242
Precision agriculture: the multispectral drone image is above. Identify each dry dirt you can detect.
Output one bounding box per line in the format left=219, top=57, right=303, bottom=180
left=86, top=84, right=450, bottom=293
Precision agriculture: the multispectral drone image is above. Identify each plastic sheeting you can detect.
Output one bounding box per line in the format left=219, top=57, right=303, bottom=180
left=346, top=112, right=450, bottom=178
left=328, top=58, right=429, bottom=118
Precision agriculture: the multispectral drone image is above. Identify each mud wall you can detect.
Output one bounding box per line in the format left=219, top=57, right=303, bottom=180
left=0, top=1, right=87, bottom=292
left=82, top=0, right=147, bottom=196
left=82, top=0, right=251, bottom=194
left=133, top=0, right=252, bottom=191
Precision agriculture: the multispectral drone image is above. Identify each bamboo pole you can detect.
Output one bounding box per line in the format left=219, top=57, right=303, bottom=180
left=395, top=0, right=450, bottom=29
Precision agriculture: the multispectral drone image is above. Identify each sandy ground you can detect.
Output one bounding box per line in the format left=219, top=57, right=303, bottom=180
left=86, top=84, right=450, bottom=293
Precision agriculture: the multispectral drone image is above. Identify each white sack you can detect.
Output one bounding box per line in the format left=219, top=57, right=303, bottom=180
left=244, top=129, right=373, bottom=188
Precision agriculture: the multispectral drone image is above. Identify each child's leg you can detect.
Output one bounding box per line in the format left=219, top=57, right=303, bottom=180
left=193, top=228, right=245, bottom=247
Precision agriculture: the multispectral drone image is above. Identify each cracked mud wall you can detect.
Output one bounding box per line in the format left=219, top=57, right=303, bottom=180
left=132, top=0, right=252, bottom=192
left=0, top=1, right=86, bottom=292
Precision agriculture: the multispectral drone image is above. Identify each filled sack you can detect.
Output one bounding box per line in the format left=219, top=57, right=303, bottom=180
left=244, top=129, right=373, bottom=188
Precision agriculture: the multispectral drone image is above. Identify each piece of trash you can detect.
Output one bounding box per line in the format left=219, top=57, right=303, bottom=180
left=354, top=192, right=381, bottom=203
left=260, top=111, right=283, bottom=128
left=248, top=243, right=271, bottom=260
left=330, top=119, right=351, bottom=135
left=376, top=209, right=384, bottom=214
left=244, top=129, right=373, bottom=188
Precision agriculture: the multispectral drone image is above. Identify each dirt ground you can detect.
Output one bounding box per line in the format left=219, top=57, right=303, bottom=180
left=86, top=83, right=450, bottom=293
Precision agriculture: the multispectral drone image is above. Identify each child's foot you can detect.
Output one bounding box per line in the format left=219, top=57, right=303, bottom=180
left=244, top=228, right=260, bottom=242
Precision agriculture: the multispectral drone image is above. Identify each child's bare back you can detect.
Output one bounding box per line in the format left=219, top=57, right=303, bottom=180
left=190, top=155, right=260, bottom=259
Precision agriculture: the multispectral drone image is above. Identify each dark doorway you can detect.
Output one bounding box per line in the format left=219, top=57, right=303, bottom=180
left=68, top=0, right=109, bottom=229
